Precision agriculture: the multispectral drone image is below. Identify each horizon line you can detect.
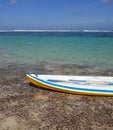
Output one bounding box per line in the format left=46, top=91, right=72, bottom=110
left=0, top=29, right=113, bottom=32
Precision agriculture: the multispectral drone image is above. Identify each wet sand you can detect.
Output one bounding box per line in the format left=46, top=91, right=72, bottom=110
left=0, top=63, right=113, bottom=130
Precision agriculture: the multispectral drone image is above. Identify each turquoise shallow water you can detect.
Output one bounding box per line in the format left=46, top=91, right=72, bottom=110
left=0, top=31, right=113, bottom=70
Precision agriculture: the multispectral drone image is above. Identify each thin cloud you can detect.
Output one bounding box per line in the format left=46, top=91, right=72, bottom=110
left=74, top=10, right=83, bottom=15
left=100, top=0, right=113, bottom=3
left=11, top=0, right=17, bottom=4
left=0, top=0, right=17, bottom=9
left=0, top=3, right=2, bottom=8
left=64, top=5, right=70, bottom=10
left=0, top=2, right=4, bottom=9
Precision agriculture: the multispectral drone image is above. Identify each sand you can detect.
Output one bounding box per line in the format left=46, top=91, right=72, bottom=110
left=0, top=63, right=113, bottom=130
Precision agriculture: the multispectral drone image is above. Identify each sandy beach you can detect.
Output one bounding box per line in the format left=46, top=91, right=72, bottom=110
left=0, top=63, right=113, bottom=130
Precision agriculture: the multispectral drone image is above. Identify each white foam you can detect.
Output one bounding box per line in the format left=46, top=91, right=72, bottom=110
left=0, top=29, right=113, bottom=33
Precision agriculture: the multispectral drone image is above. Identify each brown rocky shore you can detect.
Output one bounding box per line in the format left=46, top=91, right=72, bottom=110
left=0, top=63, right=113, bottom=130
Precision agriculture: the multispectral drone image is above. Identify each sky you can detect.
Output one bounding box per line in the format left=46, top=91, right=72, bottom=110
left=0, top=0, right=113, bottom=30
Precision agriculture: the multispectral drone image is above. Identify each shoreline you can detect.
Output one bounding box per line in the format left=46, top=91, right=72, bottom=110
left=0, top=63, right=113, bottom=129
left=1, top=62, right=113, bottom=76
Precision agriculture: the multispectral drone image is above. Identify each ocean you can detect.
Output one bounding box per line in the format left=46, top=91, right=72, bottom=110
left=0, top=31, right=113, bottom=71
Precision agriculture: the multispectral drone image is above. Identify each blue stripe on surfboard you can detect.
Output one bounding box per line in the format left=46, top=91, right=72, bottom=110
left=47, top=79, right=87, bottom=83
left=108, top=83, right=113, bottom=85
left=28, top=74, right=113, bottom=93
left=69, top=79, right=87, bottom=82
left=47, top=79, right=64, bottom=82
